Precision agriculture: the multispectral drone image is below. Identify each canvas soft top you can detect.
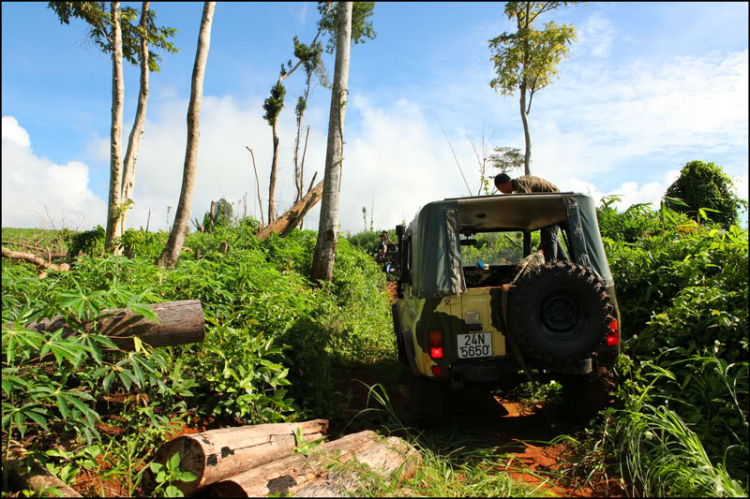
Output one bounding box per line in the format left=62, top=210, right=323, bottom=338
left=406, top=193, right=613, bottom=298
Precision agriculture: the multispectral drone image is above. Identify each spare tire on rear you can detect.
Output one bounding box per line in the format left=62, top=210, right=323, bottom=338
left=507, top=262, right=614, bottom=368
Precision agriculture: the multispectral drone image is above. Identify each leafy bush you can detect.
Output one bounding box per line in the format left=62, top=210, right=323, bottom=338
left=66, top=225, right=105, bottom=258
left=664, top=160, right=748, bottom=229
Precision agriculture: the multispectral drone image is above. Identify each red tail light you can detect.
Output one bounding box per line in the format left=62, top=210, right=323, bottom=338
left=431, top=365, right=443, bottom=376
left=429, top=331, right=443, bottom=358
left=607, top=319, right=619, bottom=346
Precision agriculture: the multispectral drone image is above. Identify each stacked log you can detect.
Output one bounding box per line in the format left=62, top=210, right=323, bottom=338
left=210, top=431, right=420, bottom=497
left=149, top=420, right=329, bottom=496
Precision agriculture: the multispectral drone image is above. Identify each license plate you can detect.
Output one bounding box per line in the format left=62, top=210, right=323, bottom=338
left=457, top=332, right=492, bottom=359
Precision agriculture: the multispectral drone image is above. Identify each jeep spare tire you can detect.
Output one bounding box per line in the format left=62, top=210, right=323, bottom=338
left=507, top=262, right=614, bottom=367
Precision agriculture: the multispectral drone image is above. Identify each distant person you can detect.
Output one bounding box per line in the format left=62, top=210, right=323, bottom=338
left=375, top=231, right=393, bottom=264
left=494, top=173, right=568, bottom=263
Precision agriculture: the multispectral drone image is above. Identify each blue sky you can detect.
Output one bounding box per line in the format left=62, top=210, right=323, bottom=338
left=2, top=1, right=748, bottom=232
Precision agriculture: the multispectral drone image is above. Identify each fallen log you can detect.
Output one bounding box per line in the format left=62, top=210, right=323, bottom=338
left=12, top=300, right=205, bottom=351
left=3, top=446, right=82, bottom=498
left=211, top=431, right=418, bottom=498
left=256, top=180, right=323, bottom=240
left=292, top=436, right=420, bottom=497
left=150, top=420, right=329, bottom=496
left=2, top=246, right=70, bottom=274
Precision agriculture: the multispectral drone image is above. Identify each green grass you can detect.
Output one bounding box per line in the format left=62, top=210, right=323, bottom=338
left=1, top=227, right=69, bottom=255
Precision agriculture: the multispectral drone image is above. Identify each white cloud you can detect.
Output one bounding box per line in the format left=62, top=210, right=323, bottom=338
left=577, top=11, right=616, bottom=58
left=2, top=116, right=106, bottom=230
left=2, top=116, right=30, bottom=148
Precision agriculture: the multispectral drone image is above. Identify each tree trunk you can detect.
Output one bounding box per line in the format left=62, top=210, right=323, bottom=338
left=17, top=300, right=205, bottom=351
left=210, top=430, right=378, bottom=498
left=256, top=180, right=323, bottom=240
left=150, top=420, right=328, bottom=496
left=157, top=2, right=215, bottom=270
left=519, top=83, right=532, bottom=176
left=292, top=436, right=420, bottom=497
left=268, top=124, right=280, bottom=224
left=119, top=1, right=151, bottom=235
left=105, top=1, right=125, bottom=254
left=310, top=1, right=353, bottom=283
left=3, top=446, right=82, bottom=498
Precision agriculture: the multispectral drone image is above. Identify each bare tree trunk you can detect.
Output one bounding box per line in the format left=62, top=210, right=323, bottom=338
left=298, top=127, right=311, bottom=229
left=519, top=83, right=532, bottom=176
left=157, top=2, right=215, bottom=269
left=119, top=1, right=151, bottom=235
left=311, top=2, right=353, bottom=283
left=268, top=123, right=280, bottom=224
left=245, top=147, right=265, bottom=227
left=105, top=1, right=125, bottom=254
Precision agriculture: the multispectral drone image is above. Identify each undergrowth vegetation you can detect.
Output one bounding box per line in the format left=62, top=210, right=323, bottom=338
left=589, top=196, right=749, bottom=497
left=2, top=186, right=748, bottom=497
left=2, top=221, right=394, bottom=496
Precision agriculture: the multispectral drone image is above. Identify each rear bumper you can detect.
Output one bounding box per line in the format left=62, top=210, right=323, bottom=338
left=451, top=355, right=595, bottom=383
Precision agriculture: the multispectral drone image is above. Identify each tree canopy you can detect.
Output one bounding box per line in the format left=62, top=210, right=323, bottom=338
left=664, top=160, right=747, bottom=228
left=316, top=1, right=376, bottom=54
left=489, top=2, right=576, bottom=98
left=48, top=1, right=177, bottom=72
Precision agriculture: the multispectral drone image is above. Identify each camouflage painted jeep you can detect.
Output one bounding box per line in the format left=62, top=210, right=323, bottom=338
left=392, top=192, right=621, bottom=412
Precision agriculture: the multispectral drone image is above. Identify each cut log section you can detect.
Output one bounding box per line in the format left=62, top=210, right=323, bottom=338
left=150, top=420, right=329, bottom=496
left=292, top=436, right=420, bottom=497
left=256, top=180, right=323, bottom=240
left=210, top=431, right=419, bottom=498
left=3, top=446, right=82, bottom=498
left=13, top=300, right=205, bottom=351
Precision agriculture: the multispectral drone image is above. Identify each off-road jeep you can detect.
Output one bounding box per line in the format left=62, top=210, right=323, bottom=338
left=391, top=192, right=621, bottom=414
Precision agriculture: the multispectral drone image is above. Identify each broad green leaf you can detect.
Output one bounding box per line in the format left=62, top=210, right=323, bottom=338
left=56, top=395, right=69, bottom=420
left=167, top=451, right=181, bottom=471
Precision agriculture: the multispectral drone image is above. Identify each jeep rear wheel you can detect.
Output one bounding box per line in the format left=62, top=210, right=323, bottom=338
left=507, top=262, right=614, bottom=368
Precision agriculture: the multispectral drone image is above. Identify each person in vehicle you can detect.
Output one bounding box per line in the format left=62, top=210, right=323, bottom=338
left=494, top=173, right=568, bottom=263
